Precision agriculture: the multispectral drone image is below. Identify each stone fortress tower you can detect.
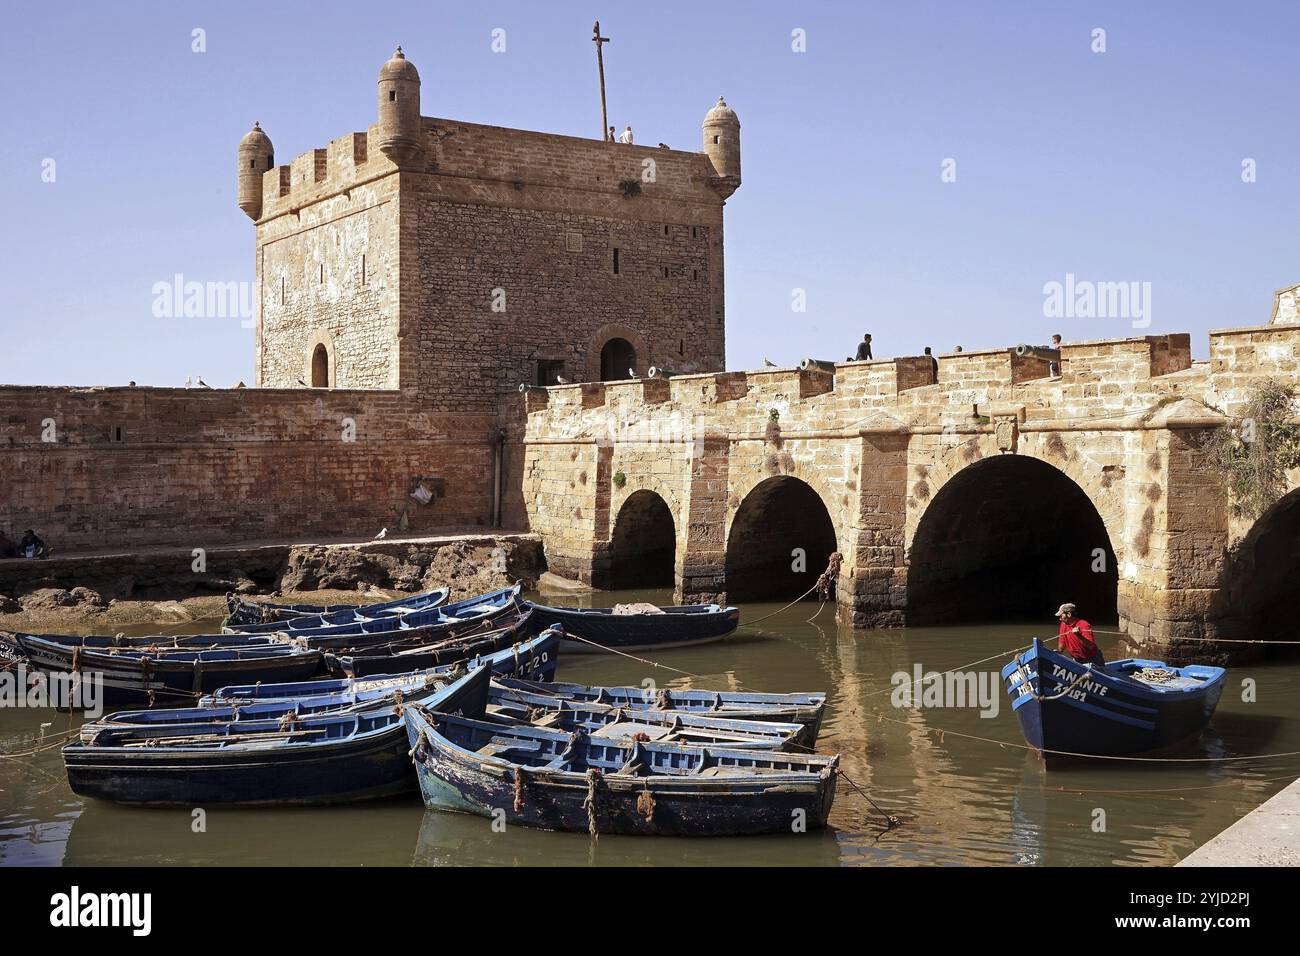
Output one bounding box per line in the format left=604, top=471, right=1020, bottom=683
left=238, top=47, right=742, bottom=410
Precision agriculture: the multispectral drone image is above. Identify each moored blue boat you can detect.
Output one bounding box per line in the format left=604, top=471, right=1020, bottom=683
left=1001, top=638, right=1227, bottom=768
left=493, top=677, right=826, bottom=749
left=524, top=601, right=739, bottom=652
left=403, top=706, right=840, bottom=836
left=64, top=666, right=490, bottom=806
left=223, top=587, right=450, bottom=630
left=224, top=584, right=523, bottom=641
left=98, top=630, right=562, bottom=730
left=326, top=608, right=538, bottom=677
left=1, top=630, right=324, bottom=710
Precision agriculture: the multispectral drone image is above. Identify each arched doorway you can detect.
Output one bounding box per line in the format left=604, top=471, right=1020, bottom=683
left=725, top=476, right=837, bottom=602
left=600, top=338, right=636, bottom=381
left=605, top=490, right=676, bottom=589
left=1222, top=488, right=1300, bottom=657
left=907, top=456, right=1118, bottom=625
left=310, top=344, right=329, bottom=387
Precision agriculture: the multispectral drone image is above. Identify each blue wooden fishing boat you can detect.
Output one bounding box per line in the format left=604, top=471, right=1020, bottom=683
left=493, top=677, right=826, bottom=749
left=224, top=584, right=523, bottom=640
left=99, top=630, right=562, bottom=728
left=64, top=666, right=491, bottom=806
left=223, top=587, right=450, bottom=631
left=485, top=689, right=806, bottom=751
left=524, top=601, right=740, bottom=652
left=403, top=706, right=839, bottom=836
left=1, top=630, right=324, bottom=710
left=327, top=609, right=538, bottom=678
left=1001, top=638, right=1227, bottom=768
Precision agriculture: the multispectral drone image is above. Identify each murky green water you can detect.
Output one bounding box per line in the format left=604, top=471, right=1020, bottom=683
left=2, top=588, right=1297, bottom=867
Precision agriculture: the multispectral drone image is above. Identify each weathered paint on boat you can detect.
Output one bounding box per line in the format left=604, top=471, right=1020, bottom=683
left=404, top=705, right=839, bottom=836
left=1001, top=638, right=1227, bottom=769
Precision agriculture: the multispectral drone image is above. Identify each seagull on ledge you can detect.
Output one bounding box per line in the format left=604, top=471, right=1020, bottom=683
left=374, top=528, right=387, bottom=540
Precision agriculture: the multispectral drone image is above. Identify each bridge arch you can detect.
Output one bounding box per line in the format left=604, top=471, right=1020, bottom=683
left=906, top=446, right=1120, bottom=625
left=605, top=489, right=677, bottom=589
left=1220, top=486, right=1300, bottom=655
left=725, top=475, right=838, bottom=602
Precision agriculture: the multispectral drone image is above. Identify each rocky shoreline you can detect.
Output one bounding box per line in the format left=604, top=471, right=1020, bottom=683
left=0, top=532, right=547, bottom=635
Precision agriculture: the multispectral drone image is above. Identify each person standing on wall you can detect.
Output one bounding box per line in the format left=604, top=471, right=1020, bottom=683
left=855, top=334, right=873, bottom=361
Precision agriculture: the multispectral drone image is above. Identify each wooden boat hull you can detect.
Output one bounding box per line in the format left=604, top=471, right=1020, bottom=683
left=404, top=707, right=839, bottom=836
left=3, top=632, right=323, bottom=710
left=1001, top=638, right=1227, bottom=769
left=65, top=668, right=490, bottom=806
left=328, top=611, right=539, bottom=678
left=525, top=602, right=740, bottom=652
left=223, top=587, right=450, bottom=631
left=494, top=678, right=826, bottom=750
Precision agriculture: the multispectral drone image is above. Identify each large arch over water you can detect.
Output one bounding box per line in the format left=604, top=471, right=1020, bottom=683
left=725, top=475, right=837, bottom=602
left=605, top=489, right=676, bottom=589
left=906, top=455, right=1118, bottom=625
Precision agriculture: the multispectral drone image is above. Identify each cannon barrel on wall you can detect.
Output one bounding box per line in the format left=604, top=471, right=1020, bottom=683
left=799, top=358, right=837, bottom=373
left=1014, top=344, right=1061, bottom=363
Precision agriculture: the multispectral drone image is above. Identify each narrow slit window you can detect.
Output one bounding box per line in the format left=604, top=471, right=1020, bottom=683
left=389, top=91, right=396, bottom=102
left=361, top=254, right=367, bottom=285
left=280, top=276, right=285, bottom=304
left=663, top=225, right=669, bottom=236
left=319, top=263, right=324, bottom=284
left=612, top=248, right=620, bottom=275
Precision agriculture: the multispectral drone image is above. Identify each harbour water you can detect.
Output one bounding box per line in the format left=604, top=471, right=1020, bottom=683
left=3, top=588, right=1297, bottom=867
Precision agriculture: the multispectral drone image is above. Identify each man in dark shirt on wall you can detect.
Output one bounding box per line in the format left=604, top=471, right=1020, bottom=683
left=1056, top=602, right=1104, bottom=665
left=855, top=334, right=873, bottom=361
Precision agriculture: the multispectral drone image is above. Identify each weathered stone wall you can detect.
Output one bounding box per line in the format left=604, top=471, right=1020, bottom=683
left=520, top=330, right=1300, bottom=661
left=0, top=386, right=496, bottom=552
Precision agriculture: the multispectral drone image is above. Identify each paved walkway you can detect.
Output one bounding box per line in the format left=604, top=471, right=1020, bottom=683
left=1178, top=776, right=1300, bottom=866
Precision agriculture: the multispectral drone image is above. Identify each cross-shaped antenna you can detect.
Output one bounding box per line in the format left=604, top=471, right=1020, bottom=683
left=593, top=21, right=611, bottom=141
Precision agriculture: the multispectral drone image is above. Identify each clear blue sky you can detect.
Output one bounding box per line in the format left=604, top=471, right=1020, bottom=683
left=2, top=0, right=1297, bottom=386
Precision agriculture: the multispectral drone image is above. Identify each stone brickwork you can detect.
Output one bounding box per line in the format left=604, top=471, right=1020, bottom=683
left=0, top=386, right=496, bottom=551
left=520, top=328, right=1300, bottom=662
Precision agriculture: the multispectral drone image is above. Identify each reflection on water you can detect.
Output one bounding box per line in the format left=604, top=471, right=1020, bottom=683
left=2, top=587, right=1297, bottom=867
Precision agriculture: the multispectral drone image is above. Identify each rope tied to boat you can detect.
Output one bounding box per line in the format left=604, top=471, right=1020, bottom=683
left=636, top=785, right=656, bottom=823
left=834, top=768, right=900, bottom=829
left=1033, top=665, right=1097, bottom=702
left=1134, top=666, right=1179, bottom=683
left=513, top=765, right=528, bottom=812
left=583, top=768, right=603, bottom=840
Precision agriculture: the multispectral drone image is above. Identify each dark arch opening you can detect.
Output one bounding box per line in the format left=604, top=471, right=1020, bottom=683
left=605, top=490, right=676, bottom=589
left=1221, top=489, right=1300, bottom=658
left=907, top=456, right=1118, bottom=625
left=725, top=476, right=837, bottom=602
left=600, top=337, right=636, bottom=381
left=311, top=344, right=329, bottom=387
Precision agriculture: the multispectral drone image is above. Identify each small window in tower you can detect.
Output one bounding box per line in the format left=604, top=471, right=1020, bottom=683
left=660, top=266, right=669, bottom=278
left=691, top=226, right=698, bottom=239
left=536, top=359, right=565, bottom=387
left=693, top=269, right=699, bottom=281
left=361, top=254, right=367, bottom=286
left=713, top=136, right=720, bottom=144
left=111, top=425, right=125, bottom=443
left=612, top=248, right=620, bottom=275
left=679, top=339, right=684, bottom=356
left=249, top=159, right=256, bottom=169
left=319, top=263, right=324, bottom=285
left=663, top=225, right=669, bottom=236
left=267, top=156, right=274, bottom=169
left=390, top=91, right=397, bottom=102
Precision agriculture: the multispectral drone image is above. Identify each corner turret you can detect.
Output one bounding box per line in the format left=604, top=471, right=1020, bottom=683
left=237, top=121, right=274, bottom=220
left=378, top=46, right=423, bottom=165
left=702, top=96, right=741, bottom=199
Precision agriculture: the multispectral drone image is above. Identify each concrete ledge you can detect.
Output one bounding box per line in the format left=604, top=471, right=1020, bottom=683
left=1178, top=776, right=1300, bottom=866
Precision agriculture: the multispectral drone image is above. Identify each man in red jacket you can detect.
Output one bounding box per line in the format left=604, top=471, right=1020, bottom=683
left=1056, top=603, right=1105, bottom=666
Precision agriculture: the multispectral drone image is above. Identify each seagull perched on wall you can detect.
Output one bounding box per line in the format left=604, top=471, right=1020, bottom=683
left=197, top=377, right=211, bottom=389
left=374, top=528, right=387, bottom=540
left=555, top=375, right=569, bottom=384
left=627, top=367, right=636, bottom=378
left=763, top=357, right=777, bottom=367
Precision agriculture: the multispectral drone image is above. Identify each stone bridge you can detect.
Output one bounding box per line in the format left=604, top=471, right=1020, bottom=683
left=518, top=326, right=1300, bottom=662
